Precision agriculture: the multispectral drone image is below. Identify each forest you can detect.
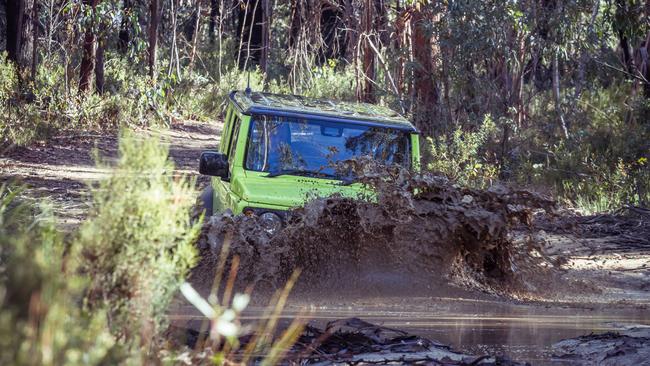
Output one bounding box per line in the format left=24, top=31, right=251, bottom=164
left=1, top=0, right=649, bottom=209
left=1, top=0, right=650, bottom=365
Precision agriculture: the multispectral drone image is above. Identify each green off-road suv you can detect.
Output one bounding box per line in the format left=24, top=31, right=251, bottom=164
left=198, top=91, right=420, bottom=233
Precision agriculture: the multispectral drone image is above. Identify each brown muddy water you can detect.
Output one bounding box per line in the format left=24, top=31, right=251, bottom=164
left=172, top=291, right=650, bottom=365
left=288, top=300, right=649, bottom=365
left=184, top=167, right=650, bottom=364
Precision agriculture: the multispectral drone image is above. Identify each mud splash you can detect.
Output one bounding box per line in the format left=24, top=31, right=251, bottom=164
left=194, top=164, right=560, bottom=296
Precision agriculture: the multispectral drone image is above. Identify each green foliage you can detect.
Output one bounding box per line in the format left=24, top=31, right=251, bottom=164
left=297, top=61, right=356, bottom=101
left=426, top=115, right=499, bottom=188
left=0, top=55, right=167, bottom=146
left=75, top=131, right=200, bottom=342
left=0, top=185, right=122, bottom=365
left=0, top=52, right=17, bottom=102
left=517, top=85, right=650, bottom=213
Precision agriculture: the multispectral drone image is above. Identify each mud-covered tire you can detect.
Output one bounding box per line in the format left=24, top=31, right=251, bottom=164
left=199, top=186, right=214, bottom=217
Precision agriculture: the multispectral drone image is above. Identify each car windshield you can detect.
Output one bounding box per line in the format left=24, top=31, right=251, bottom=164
left=245, top=115, right=411, bottom=178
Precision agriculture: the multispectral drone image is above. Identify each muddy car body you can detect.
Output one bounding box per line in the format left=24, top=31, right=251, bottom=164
left=199, top=91, right=420, bottom=232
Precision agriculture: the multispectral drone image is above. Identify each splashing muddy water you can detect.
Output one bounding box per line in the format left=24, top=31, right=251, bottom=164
left=194, top=165, right=562, bottom=298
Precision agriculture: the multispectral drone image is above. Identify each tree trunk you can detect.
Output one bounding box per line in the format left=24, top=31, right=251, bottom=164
left=260, top=0, right=272, bottom=75
left=118, top=0, right=132, bottom=53
left=79, top=0, right=99, bottom=93
left=148, top=0, right=160, bottom=80
left=6, top=0, right=25, bottom=66
left=411, top=1, right=439, bottom=135
left=552, top=52, right=569, bottom=139
left=188, top=0, right=202, bottom=72
left=19, top=0, right=35, bottom=73
left=641, top=31, right=650, bottom=99
left=30, top=0, right=38, bottom=80
left=209, top=0, right=219, bottom=43
left=393, top=0, right=405, bottom=98
left=360, top=0, right=375, bottom=102
left=95, top=38, right=105, bottom=94
left=6, top=0, right=35, bottom=76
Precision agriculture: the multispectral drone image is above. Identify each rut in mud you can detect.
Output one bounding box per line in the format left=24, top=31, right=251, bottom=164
left=194, top=163, right=563, bottom=296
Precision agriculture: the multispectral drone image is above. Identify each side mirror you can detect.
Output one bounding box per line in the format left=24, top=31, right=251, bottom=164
left=199, top=151, right=229, bottom=179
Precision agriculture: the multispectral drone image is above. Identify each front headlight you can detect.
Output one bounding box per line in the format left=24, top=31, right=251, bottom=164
left=259, top=212, right=283, bottom=234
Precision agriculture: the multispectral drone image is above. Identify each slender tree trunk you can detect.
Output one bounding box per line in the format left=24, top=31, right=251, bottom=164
left=148, top=0, right=160, bottom=80
left=188, top=0, right=202, bottom=72
left=79, top=0, right=98, bottom=93
left=6, top=0, right=35, bottom=79
left=209, top=0, right=219, bottom=43
left=360, top=0, right=375, bottom=102
left=260, top=0, right=272, bottom=75
left=6, top=0, right=25, bottom=66
left=394, top=0, right=405, bottom=99
left=30, top=0, right=38, bottom=80
left=118, top=0, right=132, bottom=53
left=553, top=52, right=569, bottom=139
left=342, top=0, right=357, bottom=63
left=242, top=0, right=260, bottom=71
left=95, top=38, right=105, bottom=94
left=217, top=0, right=225, bottom=77
left=575, top=0, right=599, bottom=98
left=168, top=0, right=181, bottom=79
left=236, top=0, right=250, bottom=68
left=643, top=31, right=650, bottom=98
left=411, top=1, right=439, bottom=135
left=19, top=0, right=35, bottom=73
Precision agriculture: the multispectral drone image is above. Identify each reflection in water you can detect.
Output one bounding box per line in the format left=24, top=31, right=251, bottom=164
left=239, top=295, right=650, bottom=365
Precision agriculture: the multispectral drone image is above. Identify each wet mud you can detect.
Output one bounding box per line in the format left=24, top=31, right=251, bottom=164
left=193, top=164, right=566, bottom=298
left=552, top=326, right=650, bottom=366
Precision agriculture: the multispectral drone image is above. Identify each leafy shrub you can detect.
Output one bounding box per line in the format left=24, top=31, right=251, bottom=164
left=0, top=185, right=122, bottom=365
left=516, top=85, right=650, bottom=213
left=75, top=131, right=200, bottom=345
left=297, top=60, right=356, bottom=101
left=426, top=115, right=499, bottom=188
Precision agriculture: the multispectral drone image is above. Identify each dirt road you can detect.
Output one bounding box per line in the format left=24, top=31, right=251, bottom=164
left=0, top=120, right=221, bottom=229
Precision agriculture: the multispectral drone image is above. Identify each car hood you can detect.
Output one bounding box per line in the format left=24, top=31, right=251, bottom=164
left=236, top=174, right=367, bottom=209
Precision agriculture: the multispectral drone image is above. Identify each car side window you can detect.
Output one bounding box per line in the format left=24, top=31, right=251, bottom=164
left=220, top=107, right=232, bottom=153
left=228, top=116, right=241, bottom=164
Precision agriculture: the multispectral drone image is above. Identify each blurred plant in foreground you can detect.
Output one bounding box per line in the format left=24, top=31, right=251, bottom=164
left=177, top=238, right=306, bottom=365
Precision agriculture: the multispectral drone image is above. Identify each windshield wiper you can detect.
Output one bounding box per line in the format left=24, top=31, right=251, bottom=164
left=265, top=169, right=338, bottom=179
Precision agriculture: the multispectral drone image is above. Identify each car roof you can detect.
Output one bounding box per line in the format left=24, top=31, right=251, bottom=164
left=229, top=91, right=417, bottom=132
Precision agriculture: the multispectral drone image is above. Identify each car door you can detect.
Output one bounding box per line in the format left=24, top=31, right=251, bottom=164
left=213, top=105, right=240, bottom=213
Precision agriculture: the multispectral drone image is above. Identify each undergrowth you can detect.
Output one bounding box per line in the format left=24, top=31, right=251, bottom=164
left=0, top=132, right=304, bottom=364
left=75, top=131, right=200, bottom=345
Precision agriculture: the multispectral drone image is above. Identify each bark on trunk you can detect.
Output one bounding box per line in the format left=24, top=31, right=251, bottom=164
left=260, top=0, right=272, bottom=75
left=30, top=0, right=38, bottom=79
left=411, top=2, right=439, bottom=135
left=360, top=0, right=375, bottom=102
left=20, top=0, right=35, bottom=73
left=148, top=0, right=160, bottom=79
left=95, top=38, right=105, bottom=94
left=6, top=0, right=25, bottom=65
left=188, top=0, right=202, bottom=71
left=552, top=52, right=569, bottom=139
left=118, top=0, right=132, bottom=53
left=79, top=0, right=98, bottom=93
left=6, top=0, right=35, bottom=75
left=209, top=0, right=219, bottom=43
left=642, top=31, right=650, bottom=99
